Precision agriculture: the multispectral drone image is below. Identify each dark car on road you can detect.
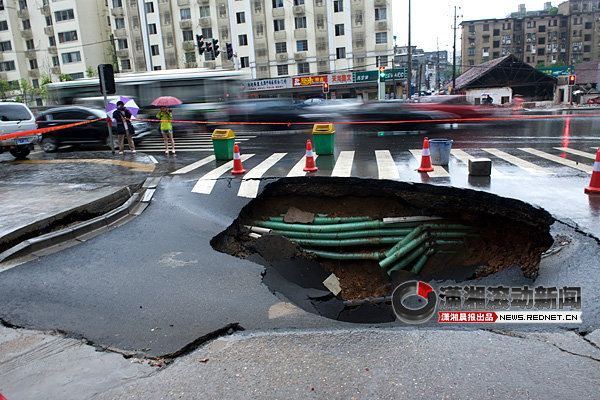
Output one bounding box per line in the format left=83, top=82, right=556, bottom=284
left=36, top=106, right=153, bottom=152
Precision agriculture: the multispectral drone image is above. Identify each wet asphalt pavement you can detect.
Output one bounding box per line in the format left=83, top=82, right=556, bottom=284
left=1, top=110, right=600, bottom=398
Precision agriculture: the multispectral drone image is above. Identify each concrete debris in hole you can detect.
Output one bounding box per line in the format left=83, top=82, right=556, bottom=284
left=283, top=206, right=314, bottom=224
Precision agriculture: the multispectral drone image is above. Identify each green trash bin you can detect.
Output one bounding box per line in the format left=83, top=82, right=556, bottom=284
left=211, top=129, right=235, bottom=160
left=312, top=124, right=335, bottom=155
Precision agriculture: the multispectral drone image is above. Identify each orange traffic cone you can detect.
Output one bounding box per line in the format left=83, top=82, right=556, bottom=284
left=585, top=147, right=600, bottom=194
left=231, top=143, right=246, bottom=174
left=303, top=139, right=318, bottom=172
left=417, top=137, right=434, bottom=172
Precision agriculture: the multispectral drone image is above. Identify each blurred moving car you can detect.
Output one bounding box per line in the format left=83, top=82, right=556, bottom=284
left=298, top=98, right=364, bottom=122
left=349, top=101, right=454, bottom=130
left=36, top=106, right=153, bottom=152
left=586, top=96, right=600, bottom=104
left=214, top=99, right=312, bottom=129
left=406, top=95, right=499, bottom=120
left=0, top=101, right=40, bottom=159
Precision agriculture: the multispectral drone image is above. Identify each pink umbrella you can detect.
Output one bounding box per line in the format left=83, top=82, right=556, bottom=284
left=151, top=96, right=183, bottom=107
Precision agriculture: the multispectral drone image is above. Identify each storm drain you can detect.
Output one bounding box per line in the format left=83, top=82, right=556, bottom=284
left=211, top=177, right=554, bottom=323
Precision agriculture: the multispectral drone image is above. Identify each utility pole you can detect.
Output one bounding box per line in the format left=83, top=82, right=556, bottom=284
left=392, top=35, right=397, bottom=99
left=452, top=6, right=459, bottom=93
left=436, top=38, right=440, bottom=91
left=407, top=0, right=412, bottom=99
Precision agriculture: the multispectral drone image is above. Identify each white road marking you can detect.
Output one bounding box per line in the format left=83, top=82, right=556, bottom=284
left=409, top=149, right=451, bottom=177
left=375, top=150, right=400, bottom=179
left=481, top=148, right=555, bottom=175
left=450, top=149, right=502, bottom=176
left=554, top=147, right=597, bottom=160
left=519, top=148, right=593, bottom=174
left=171, top=155, right=216, bottom=175
left=238, top=153, right=287, bottom=198
left=191, top=154, right=254, bottom=194
left=287, top=155, right=311, bottom=177
left=147, top=155, right=158, bottom=164
left=331, top=151, right=355, bottom=177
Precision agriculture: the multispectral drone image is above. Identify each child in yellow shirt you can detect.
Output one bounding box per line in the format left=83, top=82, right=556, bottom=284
left=157, top=106, right=175, bottom=154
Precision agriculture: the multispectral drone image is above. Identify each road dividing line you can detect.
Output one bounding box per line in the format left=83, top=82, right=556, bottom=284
left=451, top=149, right=503, bottom=176
left=481, top=148, right=555, bottom=175
left=172, top=155, right=216, bottom=175
left=408, top=150, right=450, bottom=178
left=555, top=147, right=597, bottom=160
left=376, top=150, right=400, bottom=179
left=519, top=148, right=593, bottom=174
left=191, top=154, right=254, bottom=194
left=238, top=153, right=287, bottom=198
left=331, top=151, right=355, bottom=177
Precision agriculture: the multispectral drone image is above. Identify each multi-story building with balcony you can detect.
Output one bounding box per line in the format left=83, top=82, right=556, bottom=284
left=106, top=0, right=395, bottom=80
left=461, top=0, right=600, bottom=72
left=0, top=0, right=111, bottom=100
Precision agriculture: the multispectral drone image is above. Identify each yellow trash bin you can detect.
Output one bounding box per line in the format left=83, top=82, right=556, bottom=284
left=312, top=124, right=335, bottom=155
left=211, top=129, right=235, bottom=160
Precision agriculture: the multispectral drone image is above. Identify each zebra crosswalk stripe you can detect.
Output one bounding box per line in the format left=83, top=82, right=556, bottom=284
left=408, top=149, right=450, bottom=177
left=287, top=156, right=309, bottom=177
left=519, top=148, right=593, bottom=174
left=191, top=154, right=254, bottom=194
left=375, top=150, right=400, bottom=179
left=238, top=153, right=287, bottom=198
left=554, top=147, right=597, bottom=160
left=482, top=148, right=555, bottom=175
left=331, top=151, right=355, bottom=177
left=171, top=155, right=216, bottom=175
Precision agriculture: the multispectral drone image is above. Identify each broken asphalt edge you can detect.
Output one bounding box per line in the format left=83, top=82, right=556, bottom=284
left=0, top=176, right=161, bottom=265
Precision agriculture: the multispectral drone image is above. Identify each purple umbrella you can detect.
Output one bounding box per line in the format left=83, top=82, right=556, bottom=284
left=106, top=96, right=139, bottom=121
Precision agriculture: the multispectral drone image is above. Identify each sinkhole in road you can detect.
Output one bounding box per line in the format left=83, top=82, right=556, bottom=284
left=211, top=177, right=554, bottom=323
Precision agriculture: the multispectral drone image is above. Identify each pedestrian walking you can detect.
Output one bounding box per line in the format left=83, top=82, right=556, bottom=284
left=157, top=106, right=175, bottom=154
left=112, top=101, right=136, bottom=154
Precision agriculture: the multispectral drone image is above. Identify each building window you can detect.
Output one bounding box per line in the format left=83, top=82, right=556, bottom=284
left=377, top=56, right=387, bottom=67
left=274, top=19, right=284, bottom=31
left=0, top=1, right=4, bottom=11
left=49, top=36, right=56, bottom=46
left=201, top=28, right=213, bottom=38
left=46, top=16, right=53, bottom=26
left=375, top=32, right=387, bottom=44
left=117, top=39, right=128, bottom=49
left=295, top=17, right=306, bottom=29
left=238, top=34, right=248, bottom=46
left=275, top=42, right=287, bottom=53
left=469, top=25, right=475, bottom=33
left=145, top=2, right=154, bottom=13
left=185, top=52, right=196, bottom=63
left=182, top=30, right=193, bottom=41
left=468, top=60, right=474, bottom=66
left=148, top=23, right=157, bottom=34
left=153, top=66, right=162, bottom=70
left=318, top=14, right=326, bottom=29
left=584, top=45, right=591, bottom=52
left=22, top=19, right=31, bottom=30
left=25, top=39, right=34, bottom=50
left=236, top=12, right=245, bottom=23
left=334, top=0, right=343, bottom=12
left=375, top=8, right=386, bottom=20
left=113, top=0, right=122, bottom=7
left=199, top=5, right=210, bottom=17
left=240, top=56, right=249, bottom=68
left=294, top=0, right=305, bottom=5
left=483, top=36, right=490, bottom=43
left=52, top=56, right=59, bottom=67
left=121, top=59, right=131, bottom=70
left=32, top=79, right=38, bottom=88
left=55, top=9, right=74, bottom=22
left=255, top=23, right=264, bottom=36
left=0, top=61, right=15, bottom=71
left=0, top=41, right=11, bottom=52
left=297, top=40, right=308, bottom=51
left=162, top=11, right=171, bottom=25
left=277, top=64, right=288, bottom=75
left=151, top=45, right=159, bottom=55
left=58, top=30, right=78, bottom=43
left=493, top=40, right=500, bottom=48
left=272, top=0, right=283, bottom=8
left=468, top=48, right=475, bottom=56
left=115, top=18, right=125, bottom=29
left=298, top=62, right=309, bottom=74
left=483, top=24, right=489, bottom=31
left=336, top=47, right=346, bottom=59
left=180, top=8, right=191, bottom=20
left=335, top=24, right=344, bottom=36
left=135, top=38, right=142, bottom=51
left=354, top=11, right=362, bottom=26
left=61, top=51, right=81, bottom=64
left=69, top=72, right=83, bottom=80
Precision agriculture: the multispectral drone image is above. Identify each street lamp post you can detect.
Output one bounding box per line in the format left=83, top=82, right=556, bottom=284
left=407, top=0, right=412, bottom=99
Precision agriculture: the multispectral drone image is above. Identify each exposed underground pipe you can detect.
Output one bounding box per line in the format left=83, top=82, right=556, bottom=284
left=292, top=236, right=407, bottom=247
left=300, top=248, right=387, bottom=260
left=247, top=226, right=413, bottom=240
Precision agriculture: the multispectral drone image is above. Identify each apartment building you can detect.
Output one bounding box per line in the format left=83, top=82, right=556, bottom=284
left=461, top=0, right=600, bottom=72
left=106, top=0, right=394, bottom=80
left=0, top=0, right=111, bottom=95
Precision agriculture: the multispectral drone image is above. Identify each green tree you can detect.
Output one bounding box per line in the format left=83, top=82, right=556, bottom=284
left=14, top=79, right=34, bottom=105
left=536, top=61, right=545, bottom=68
left=548, top=7, right=558, bottom=15
left=86, top=66, right=97, bottom=78
left=0, top=80, right=10, bottom=100
left=58, top=73, right=73, bottom=82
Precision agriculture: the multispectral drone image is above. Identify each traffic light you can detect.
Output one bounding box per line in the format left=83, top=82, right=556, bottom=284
left=98, top=64, right=115, bottom=94
left=226, top=42, right=233, bottom=60
left=212, top=38, right=220, bottom=57
left=196, top=34, right=204, bottom=55
left=568, top=75, right=576, bottom=86
left=323, top=83, right=329, bottom=93
left=205, top=41, right=212, bottom=57
left=379, top=66, right=386, bottom=81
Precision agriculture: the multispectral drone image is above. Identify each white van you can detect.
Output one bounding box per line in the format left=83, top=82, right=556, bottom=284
left=0, top=102, right=40, bottom=159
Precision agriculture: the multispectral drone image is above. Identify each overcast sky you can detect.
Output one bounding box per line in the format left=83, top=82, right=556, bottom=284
left=392, top=1, right=554, bottom=54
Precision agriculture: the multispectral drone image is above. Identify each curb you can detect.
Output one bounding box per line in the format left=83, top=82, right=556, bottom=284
left=0, top=177, right=161, bottom=264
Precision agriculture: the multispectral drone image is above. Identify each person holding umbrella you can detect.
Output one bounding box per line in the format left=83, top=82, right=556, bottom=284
left=152, top=96, right=182, bottom=155
left=112, top=100, right=136, bottom=154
